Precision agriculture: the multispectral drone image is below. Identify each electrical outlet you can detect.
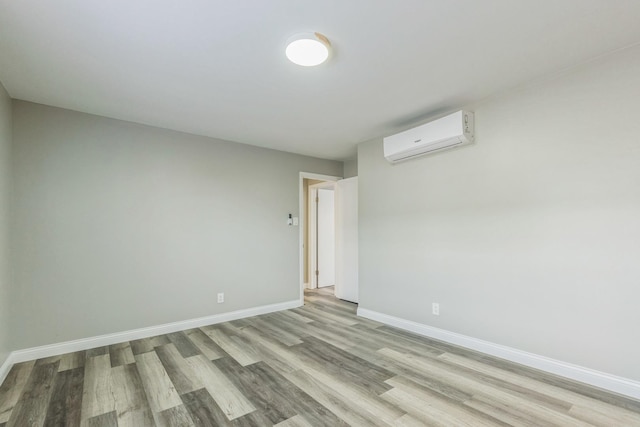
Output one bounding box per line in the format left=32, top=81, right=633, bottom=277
left=432, top=303, right=440, bottom=316
left=217, top=293, right=224, bottom=303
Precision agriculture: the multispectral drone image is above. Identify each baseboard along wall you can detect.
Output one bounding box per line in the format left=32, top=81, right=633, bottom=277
left=357, top=307, right=640, bottom=401
left=3, top=300, right=638, bottom=401
left=0, top=299, right=301, bottom=386
left=0, top=353, right=12, bottom=389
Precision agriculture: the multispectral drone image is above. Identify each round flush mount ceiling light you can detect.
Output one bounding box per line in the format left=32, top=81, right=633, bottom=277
left=285, top=32, right=331, bottom=66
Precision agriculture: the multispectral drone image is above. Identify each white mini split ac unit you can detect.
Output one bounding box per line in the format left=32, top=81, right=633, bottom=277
left=383, top=110, right=474, bottom=163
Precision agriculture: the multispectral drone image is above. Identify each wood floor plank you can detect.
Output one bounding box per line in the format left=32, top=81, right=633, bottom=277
left=86, top=346, right=109, bottom=358
left=212, top=358, right=296, bottom=424
left=277, top=309, right=314, bottom=324
left=166, top=332, right=200, bottom=358
left=432, top=354, right=572, bottom=413
left=569, top=404, right=640, bottom=427
left=345, top=343, right=477, bottom=403
left=43, top=367, right=84, bottom=427
left=464, top=394, right=559, bottom=427
left=298, top=364, right=405, bottom=425
left=383, top=386, right=500, bottom=427
left=292, top=306, right=357, bottom=326
left=246, top=315, right=315, bottom=345
left=306, top=321, right=386, bottom=352
left=290, top=338, right=393, bottom=396
left=130, top=335, right=171, bottom=355
left=379, top=348, right=593, bottom=427
left=229, top=410, right=274, bottom=427
left=35, top=354, right=65, bottom=368
left=305, top=294, right=354, bottom=312
left=155, top=343, right=203, bottom=395
left=157, top=404, right=195, bottom=427
left=351, top=314, right=385, bottom=330
left=422, top=332, right=640, bottom=414
left=245, top=315, right=304, bottom=346
left=59, top=351, right=87, bottom=372
left=273, top=414, right=315, bottom=427
left=393, top=413, right=433, bottom=427
left=110, top=363, right=155, bottom=426
left=218, top=324, right=264, bottom=359
left=81, top=353, right=115, bottom=423
left=247, top=362, right=348, bottom=427
left=37, top=350, right=87, bottom=373
left=85, top=410, right=118, bottom=427
left=350, top=322, right=445, bottom=357
left=439, top=351, right=640, bottom=425
left=289, top=321, right=355, bottom=351
left=376, top=324, right=478, bottom=357
left=303, top=335, right=394, bottom=382
left=0, top=360, right=36, bottom=423
left=109, top=342, right=135, bottom=368
left=305, top=322, right=385, bottom=351
left=355, top=319, right=440, bottom=346
left=184, top=328, right=226, bottom=360
left=238, top=326, right=305, bottom=375
left=134, top=351, right=182, bottom=416
left=6, top=361, right=59, bottom=427
left=201, top=326, right=261, bottom=366
left=305, top=299, right=356, bottom=319
left=385, top=375, right=508, bottom=427
left=181, top=388, right=231, bottom=427
left=185, top=355, right=255, bottom=420
left=284, top=368, right=391, bottom=427
left=214, top=358, right=346, bottom=426
left=236, top=327, right=306, bottom=372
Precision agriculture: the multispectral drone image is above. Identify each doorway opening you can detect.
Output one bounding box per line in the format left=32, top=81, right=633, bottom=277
left=298, top=173, right=341, bottom=304
left=309, top=181, right=336, bottom=290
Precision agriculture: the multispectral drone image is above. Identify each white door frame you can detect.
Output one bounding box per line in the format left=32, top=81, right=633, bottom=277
left=299, top=172, right=341, bottom=305
left=308, top=181, right=336, bottom=290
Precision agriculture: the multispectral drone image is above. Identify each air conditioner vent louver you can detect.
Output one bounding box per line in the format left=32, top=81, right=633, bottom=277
left=383, top=111, right=474, bottom=163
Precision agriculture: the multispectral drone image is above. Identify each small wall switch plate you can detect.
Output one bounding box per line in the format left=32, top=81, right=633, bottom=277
left=432, top=303, right=440, bottom=316
left=293, top=217, right=299, bottom=226
left=217, top=293, right=224, bottom=303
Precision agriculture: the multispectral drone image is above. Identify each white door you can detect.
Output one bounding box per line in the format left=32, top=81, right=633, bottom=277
left=335, top=177, right=358, bottom=302
left=316, top=188, right=335, bottom=287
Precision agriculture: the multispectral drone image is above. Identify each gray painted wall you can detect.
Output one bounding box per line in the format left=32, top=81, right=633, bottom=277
left=358, top=45, right=640, bottom=381
left=0, top=83, right=11, bottom=365
left=11, top=101, right=342, bottom=350
left=343, top=158, right=358, bottom=178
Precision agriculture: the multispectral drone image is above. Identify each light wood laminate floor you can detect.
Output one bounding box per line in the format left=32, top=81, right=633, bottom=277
left=1, top=286, right=639, bottom=426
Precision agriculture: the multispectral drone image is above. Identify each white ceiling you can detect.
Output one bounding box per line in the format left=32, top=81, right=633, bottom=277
left=1, top=1, right=640, bottom=161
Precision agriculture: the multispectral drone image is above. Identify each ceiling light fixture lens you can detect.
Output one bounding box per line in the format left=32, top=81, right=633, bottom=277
left=286, top=32, right=331, bottom=66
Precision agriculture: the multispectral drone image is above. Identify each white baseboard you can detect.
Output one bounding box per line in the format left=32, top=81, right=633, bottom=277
left=357, top=307, right=640, bottom=401
left=0, top=352, right=15, bottom=388
left=0, top=299, right=301, bottom=385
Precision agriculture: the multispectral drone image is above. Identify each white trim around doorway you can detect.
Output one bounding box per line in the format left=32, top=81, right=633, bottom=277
left=298, top=172, right=341, bottom=305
